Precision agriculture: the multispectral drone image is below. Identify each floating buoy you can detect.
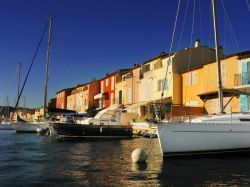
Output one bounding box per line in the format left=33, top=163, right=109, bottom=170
left=131, top=148, right=147, bottom=163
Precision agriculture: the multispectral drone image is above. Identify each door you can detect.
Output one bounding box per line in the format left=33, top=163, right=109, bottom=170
left=240, top=95, right=248, bottom=112
left=118, top=90, right=122, bottom=104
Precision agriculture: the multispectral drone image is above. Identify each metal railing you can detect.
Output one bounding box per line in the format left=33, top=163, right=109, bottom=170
left=234, top=73, right=250, bottom=86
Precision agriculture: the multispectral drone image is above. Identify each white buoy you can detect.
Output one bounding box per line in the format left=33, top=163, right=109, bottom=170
left=131, top=148, right=147, bottom=163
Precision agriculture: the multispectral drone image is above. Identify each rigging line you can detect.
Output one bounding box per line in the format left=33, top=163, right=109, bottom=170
left=198, top=0, right=205, bottom=65
left=177, top=0, right=190, bottom=50
left=223, top=9, right=237, bottom=52
left=206, top=1, right=212, bottom=91
left=221, top=0, right=240, bottom=51
left=185, top=0, right=196, bottom=104
left=222, top=1, right=237, bottom=52
left=161, top=0, right=181, bottom=100
left=245, top=0, right=250, bottom=12
left=0, top=65, right=19, bottom=115
left=223, top=11, right=227, bottom=51
left=13, top=20, right=49, bottom=111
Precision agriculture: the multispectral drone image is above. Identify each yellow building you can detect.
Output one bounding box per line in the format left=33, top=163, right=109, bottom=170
left=182, top=51, right=250, bottom=114
left=115, top=72, right=130, bottom=105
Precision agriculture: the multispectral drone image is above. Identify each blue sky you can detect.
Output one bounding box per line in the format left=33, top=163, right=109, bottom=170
left=0, top=0, right=249, bottom=108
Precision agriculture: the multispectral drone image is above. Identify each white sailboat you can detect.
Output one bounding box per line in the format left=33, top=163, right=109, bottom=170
left=12, top=16, right=53, bottom=133
left=157, top=0, right=250, bottom=157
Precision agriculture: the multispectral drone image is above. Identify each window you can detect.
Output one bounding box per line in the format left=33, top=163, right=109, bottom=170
left=191, top=72, right=198, bottom=85
left=111, top=93, right=114, bottom=105
left=127, top=87, right=132, bottom=103
left=157, top=80, right=162, bottom=91
left=143, top=64, right=150, bottom=72
left=154, top=60, right=162, bottom=70
left=111, top=76, right=115, bottom=90
left=221, top=63, right=226, bottom=86
left=158, top=78, right=168, bottom=91
left=106, top=79, right=109, bottom=86
left=101, top=81, right=104, bottom=93
left=118, top=90, right=122, bottom=104
left=186, top=74, right=191, bottom=86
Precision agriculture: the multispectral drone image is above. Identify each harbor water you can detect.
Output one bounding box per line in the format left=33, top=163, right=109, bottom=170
left=1, top=130, right=250, bottom=186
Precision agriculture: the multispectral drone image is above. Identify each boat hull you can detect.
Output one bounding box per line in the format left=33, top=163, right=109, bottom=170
left=12, top=123, right=49, bottom=133
left=157, top=122, right=250, bottom=157
left=52, top=123, right=133, bottom=139
left=0, top=124, right=13, bottom=130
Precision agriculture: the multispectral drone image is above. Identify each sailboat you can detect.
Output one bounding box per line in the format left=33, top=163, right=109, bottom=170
left=157, top=0, right=250, bottom=157
left=11, top=16, right=53, bottom=133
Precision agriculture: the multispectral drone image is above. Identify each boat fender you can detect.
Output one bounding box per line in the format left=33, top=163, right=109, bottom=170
left=131, top=148, right=147, bottom=163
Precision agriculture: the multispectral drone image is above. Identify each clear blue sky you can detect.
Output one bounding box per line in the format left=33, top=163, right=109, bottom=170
left=0, top=0, right=249, bottom=108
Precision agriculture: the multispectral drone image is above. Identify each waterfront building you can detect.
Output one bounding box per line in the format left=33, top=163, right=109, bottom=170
left=56, top=87, right=74, bottom=109
left=67, top=80, right=100, bottom=113
left=182, top=51, right=250, bottom=114
left=94, top=69, right=130, bottom=109
left=126, top=40, right=219, bottom=117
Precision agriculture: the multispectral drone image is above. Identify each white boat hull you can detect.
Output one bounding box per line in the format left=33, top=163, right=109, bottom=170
left=157, top=122, right=250, bottom=156
left=12, top=123, right=49, bottom=133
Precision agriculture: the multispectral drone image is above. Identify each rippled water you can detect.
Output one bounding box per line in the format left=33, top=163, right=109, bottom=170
left=1, top=130, right=250, bottom=186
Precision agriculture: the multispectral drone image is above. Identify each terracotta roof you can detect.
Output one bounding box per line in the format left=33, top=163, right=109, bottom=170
left=143, top=52, right=172, bottom=65
left=99, top=68, right=131, bottom=81
left=56, top=87, right=74, bottom=94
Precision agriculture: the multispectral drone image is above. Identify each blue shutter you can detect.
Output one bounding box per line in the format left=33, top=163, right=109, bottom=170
left=242, top=62, right=248, bottom=85
left=240, top=95, right=248, bottom=112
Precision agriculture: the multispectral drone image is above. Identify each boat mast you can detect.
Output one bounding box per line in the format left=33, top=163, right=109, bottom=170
left=212, top=0, right=224, bottom=114
left=17, top=63, right=21, bottom=109
left=43, top=16, right=53, bottom=120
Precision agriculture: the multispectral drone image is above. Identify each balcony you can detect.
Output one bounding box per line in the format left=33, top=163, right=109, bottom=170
left=234, top=73, right=250, bottom=86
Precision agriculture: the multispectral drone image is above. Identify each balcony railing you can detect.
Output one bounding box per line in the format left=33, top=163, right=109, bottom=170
left=234, top=73, right=250, bottom=86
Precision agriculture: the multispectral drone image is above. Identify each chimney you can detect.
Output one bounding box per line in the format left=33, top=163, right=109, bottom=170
left=195, top=39, right=201, bottom=48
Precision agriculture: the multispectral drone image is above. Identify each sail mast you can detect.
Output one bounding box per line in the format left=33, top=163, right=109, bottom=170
left=212, top=0, right=224, bottom=114
left=43, top=16, right=53, bottom=120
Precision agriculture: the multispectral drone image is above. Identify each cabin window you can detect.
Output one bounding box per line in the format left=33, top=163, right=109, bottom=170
left=186, top=74, right=191, bottom=86
left=191, top=72, right=198, bottom=85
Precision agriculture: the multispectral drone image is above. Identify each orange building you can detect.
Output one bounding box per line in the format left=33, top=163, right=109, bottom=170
left=56, top=87, right=74, bottom=109
left=94, top=69, right=130, bottom=109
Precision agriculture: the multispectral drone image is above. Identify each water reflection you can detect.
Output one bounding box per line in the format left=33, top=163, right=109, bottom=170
left=1, top=131, right=250, bottom=186
left=131, top=162, right=148, bottom=171
left=159, top=156, right=250, bottom=186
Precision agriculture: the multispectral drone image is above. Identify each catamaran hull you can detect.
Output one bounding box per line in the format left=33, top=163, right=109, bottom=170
left=157, top=123, right=250, bottom=157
